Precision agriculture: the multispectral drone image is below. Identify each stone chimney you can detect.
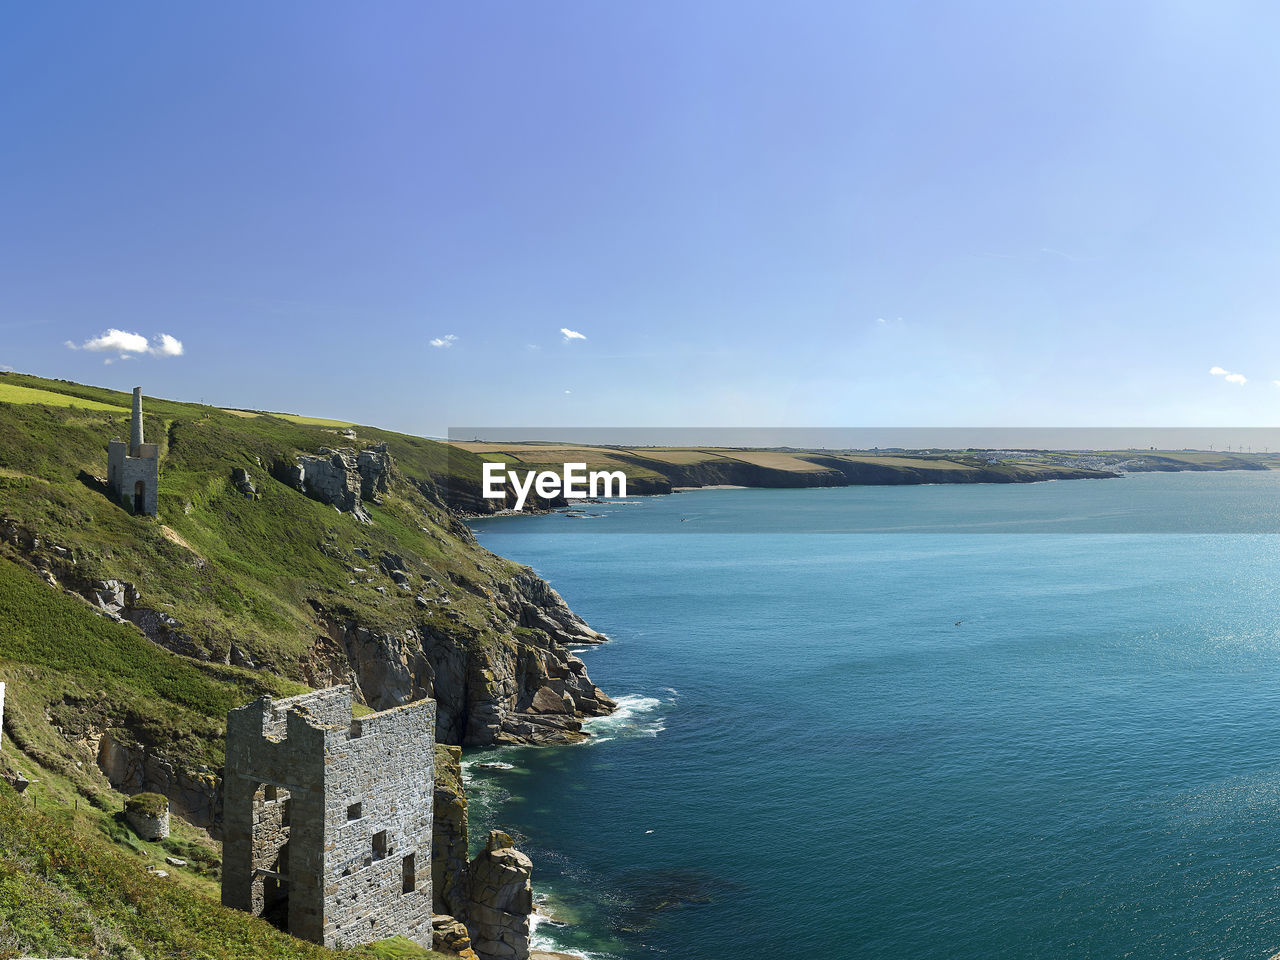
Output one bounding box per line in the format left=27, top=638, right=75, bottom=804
left=130, top=386, right=144, bottom=455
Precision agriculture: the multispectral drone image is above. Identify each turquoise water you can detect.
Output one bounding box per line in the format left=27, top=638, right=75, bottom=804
left=466, top=473, right=1280, bottom=959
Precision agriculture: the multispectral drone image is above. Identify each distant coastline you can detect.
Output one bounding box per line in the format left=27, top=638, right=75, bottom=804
left=446, top=442, right=1274, bottom=515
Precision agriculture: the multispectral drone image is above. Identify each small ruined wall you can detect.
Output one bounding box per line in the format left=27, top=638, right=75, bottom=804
left=95, top=730, right=221, bottom=835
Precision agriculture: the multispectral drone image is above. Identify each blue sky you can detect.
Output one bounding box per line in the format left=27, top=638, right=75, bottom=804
left=4, top=2, right=1280, bottom=436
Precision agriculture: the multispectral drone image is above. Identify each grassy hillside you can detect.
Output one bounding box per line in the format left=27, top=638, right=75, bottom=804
left=0, top=783, right=447, bottom=960
left=0, top=371, right=602, bottom=958
left=0, top=371, right=524, bottom=668
left=0, top=554, right=448, bottom=959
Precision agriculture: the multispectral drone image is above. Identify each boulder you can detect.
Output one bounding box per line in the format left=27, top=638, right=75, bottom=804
left=433, top=914, right=480, bottom=960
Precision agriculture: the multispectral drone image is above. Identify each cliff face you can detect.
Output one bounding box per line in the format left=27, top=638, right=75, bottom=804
left=304, top=595, right=613, bottom=747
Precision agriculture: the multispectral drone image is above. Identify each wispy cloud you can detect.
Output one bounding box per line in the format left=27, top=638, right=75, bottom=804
left=1210, top=365, right=1247, bottom=385
left=561, top=327, right=586, bottom=342
left=66, top=329, right=184, bottom=362
left=429, top=334, right=458, bottom=349
left=0, top=365, right=12, bottom=373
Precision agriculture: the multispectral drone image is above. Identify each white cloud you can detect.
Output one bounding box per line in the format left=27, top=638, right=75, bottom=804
left=68, top=329, right=184, bottom=359
left=0, top=365, right=12, bottom=373
left=151, top=333, right=184, bottom=357
left=1226, top=373, right=1248, bottom=384
left=430, top=334, right=458, bottom=348
left=564, top=389, right=572, bottom=395
left=82, top=329, right=149, bottom=354
left=1210, top=366, right=1229, bottom=376
left=561, top=327, right=586, bottom=342
left=1273, top=380, right=1280, bottom=388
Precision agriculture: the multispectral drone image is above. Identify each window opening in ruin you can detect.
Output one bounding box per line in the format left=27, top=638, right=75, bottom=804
left=402, top=853, right=415, bottom=893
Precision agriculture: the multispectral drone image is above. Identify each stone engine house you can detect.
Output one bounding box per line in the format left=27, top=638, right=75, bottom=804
left=107, top=386, right=159, bottom=516
left=222, top=686, right=436, bottom=948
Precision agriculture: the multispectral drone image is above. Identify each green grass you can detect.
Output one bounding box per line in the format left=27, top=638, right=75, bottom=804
left=0, top=372, right=523, bottom=669
left=0, top=784, right=450, bottom=960
left=0, top=379, right=130, bottom=413
left=0, top=553, right=302, bottom=774
left=222, top=408, right=354, bottom=428
left=125, top=793, right=168, bottom=817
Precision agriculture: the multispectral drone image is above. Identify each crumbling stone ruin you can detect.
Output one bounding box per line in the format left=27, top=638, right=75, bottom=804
left=221, top=686, right=435, bottom=948
left=107, top=386, right=159, bottom=516
left=124, top=792, right=170, bottom=840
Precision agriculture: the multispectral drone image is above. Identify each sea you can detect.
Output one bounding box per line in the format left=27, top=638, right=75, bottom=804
left=464, top=471, right=1280, bottom=959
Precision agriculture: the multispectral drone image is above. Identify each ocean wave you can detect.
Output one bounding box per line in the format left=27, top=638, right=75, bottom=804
left=530, top=919, right=605, bottom=960
left=582, top=693, right=666, bottom=743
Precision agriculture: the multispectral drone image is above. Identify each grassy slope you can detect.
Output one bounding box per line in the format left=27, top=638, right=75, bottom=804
left=0, top=372, right=527, bottom=958
left=0, top=556, right=449, bottom=959
left=0, top=372, right=521, bottom=666
left=0, top=785, right=447, bottom=960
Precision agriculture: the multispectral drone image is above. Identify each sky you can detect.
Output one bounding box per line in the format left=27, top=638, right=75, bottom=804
left=4, top=1, right=1280, bottom=437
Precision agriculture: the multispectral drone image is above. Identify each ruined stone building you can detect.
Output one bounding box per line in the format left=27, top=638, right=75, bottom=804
left=222, top=686, right=436, bottom=948
left=107, top=386, right=159, bottom=515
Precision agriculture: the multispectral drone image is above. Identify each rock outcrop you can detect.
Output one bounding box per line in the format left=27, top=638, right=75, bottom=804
left=433, top=745, right=470, bottom=915
left=433, top=914, right=480, bottom=960
left=305, top=577, right=614, bottom=748
left=273, top=444, right=392, bottom=524
left=93, top=730, right=222, bottom=835
left=432, top=751, right=532, bottom=960
left=230, top=467, right=258, bottom=500
left=498, top=569, right=609, bottom=647
left=455, top=831, right=534, bottom=960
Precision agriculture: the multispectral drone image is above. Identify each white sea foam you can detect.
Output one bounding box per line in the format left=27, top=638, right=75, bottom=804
left=460, top=756, right=517, bottom=784
left=529, top=899, right=603, bottom=960
left=582, top=693, right=665, bottom=743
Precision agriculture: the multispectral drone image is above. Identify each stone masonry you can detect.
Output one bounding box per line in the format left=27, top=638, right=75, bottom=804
left=107, top=386, right=159, bottom=516
left=222, top=686, right=436, bottom=948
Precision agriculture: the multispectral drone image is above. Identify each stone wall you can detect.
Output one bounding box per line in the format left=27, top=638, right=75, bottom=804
left=107, top=439, right=159, bottom=516
left=222, top=686, right=436, bottom=948
left=125, top=795, right=170, bottom=841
